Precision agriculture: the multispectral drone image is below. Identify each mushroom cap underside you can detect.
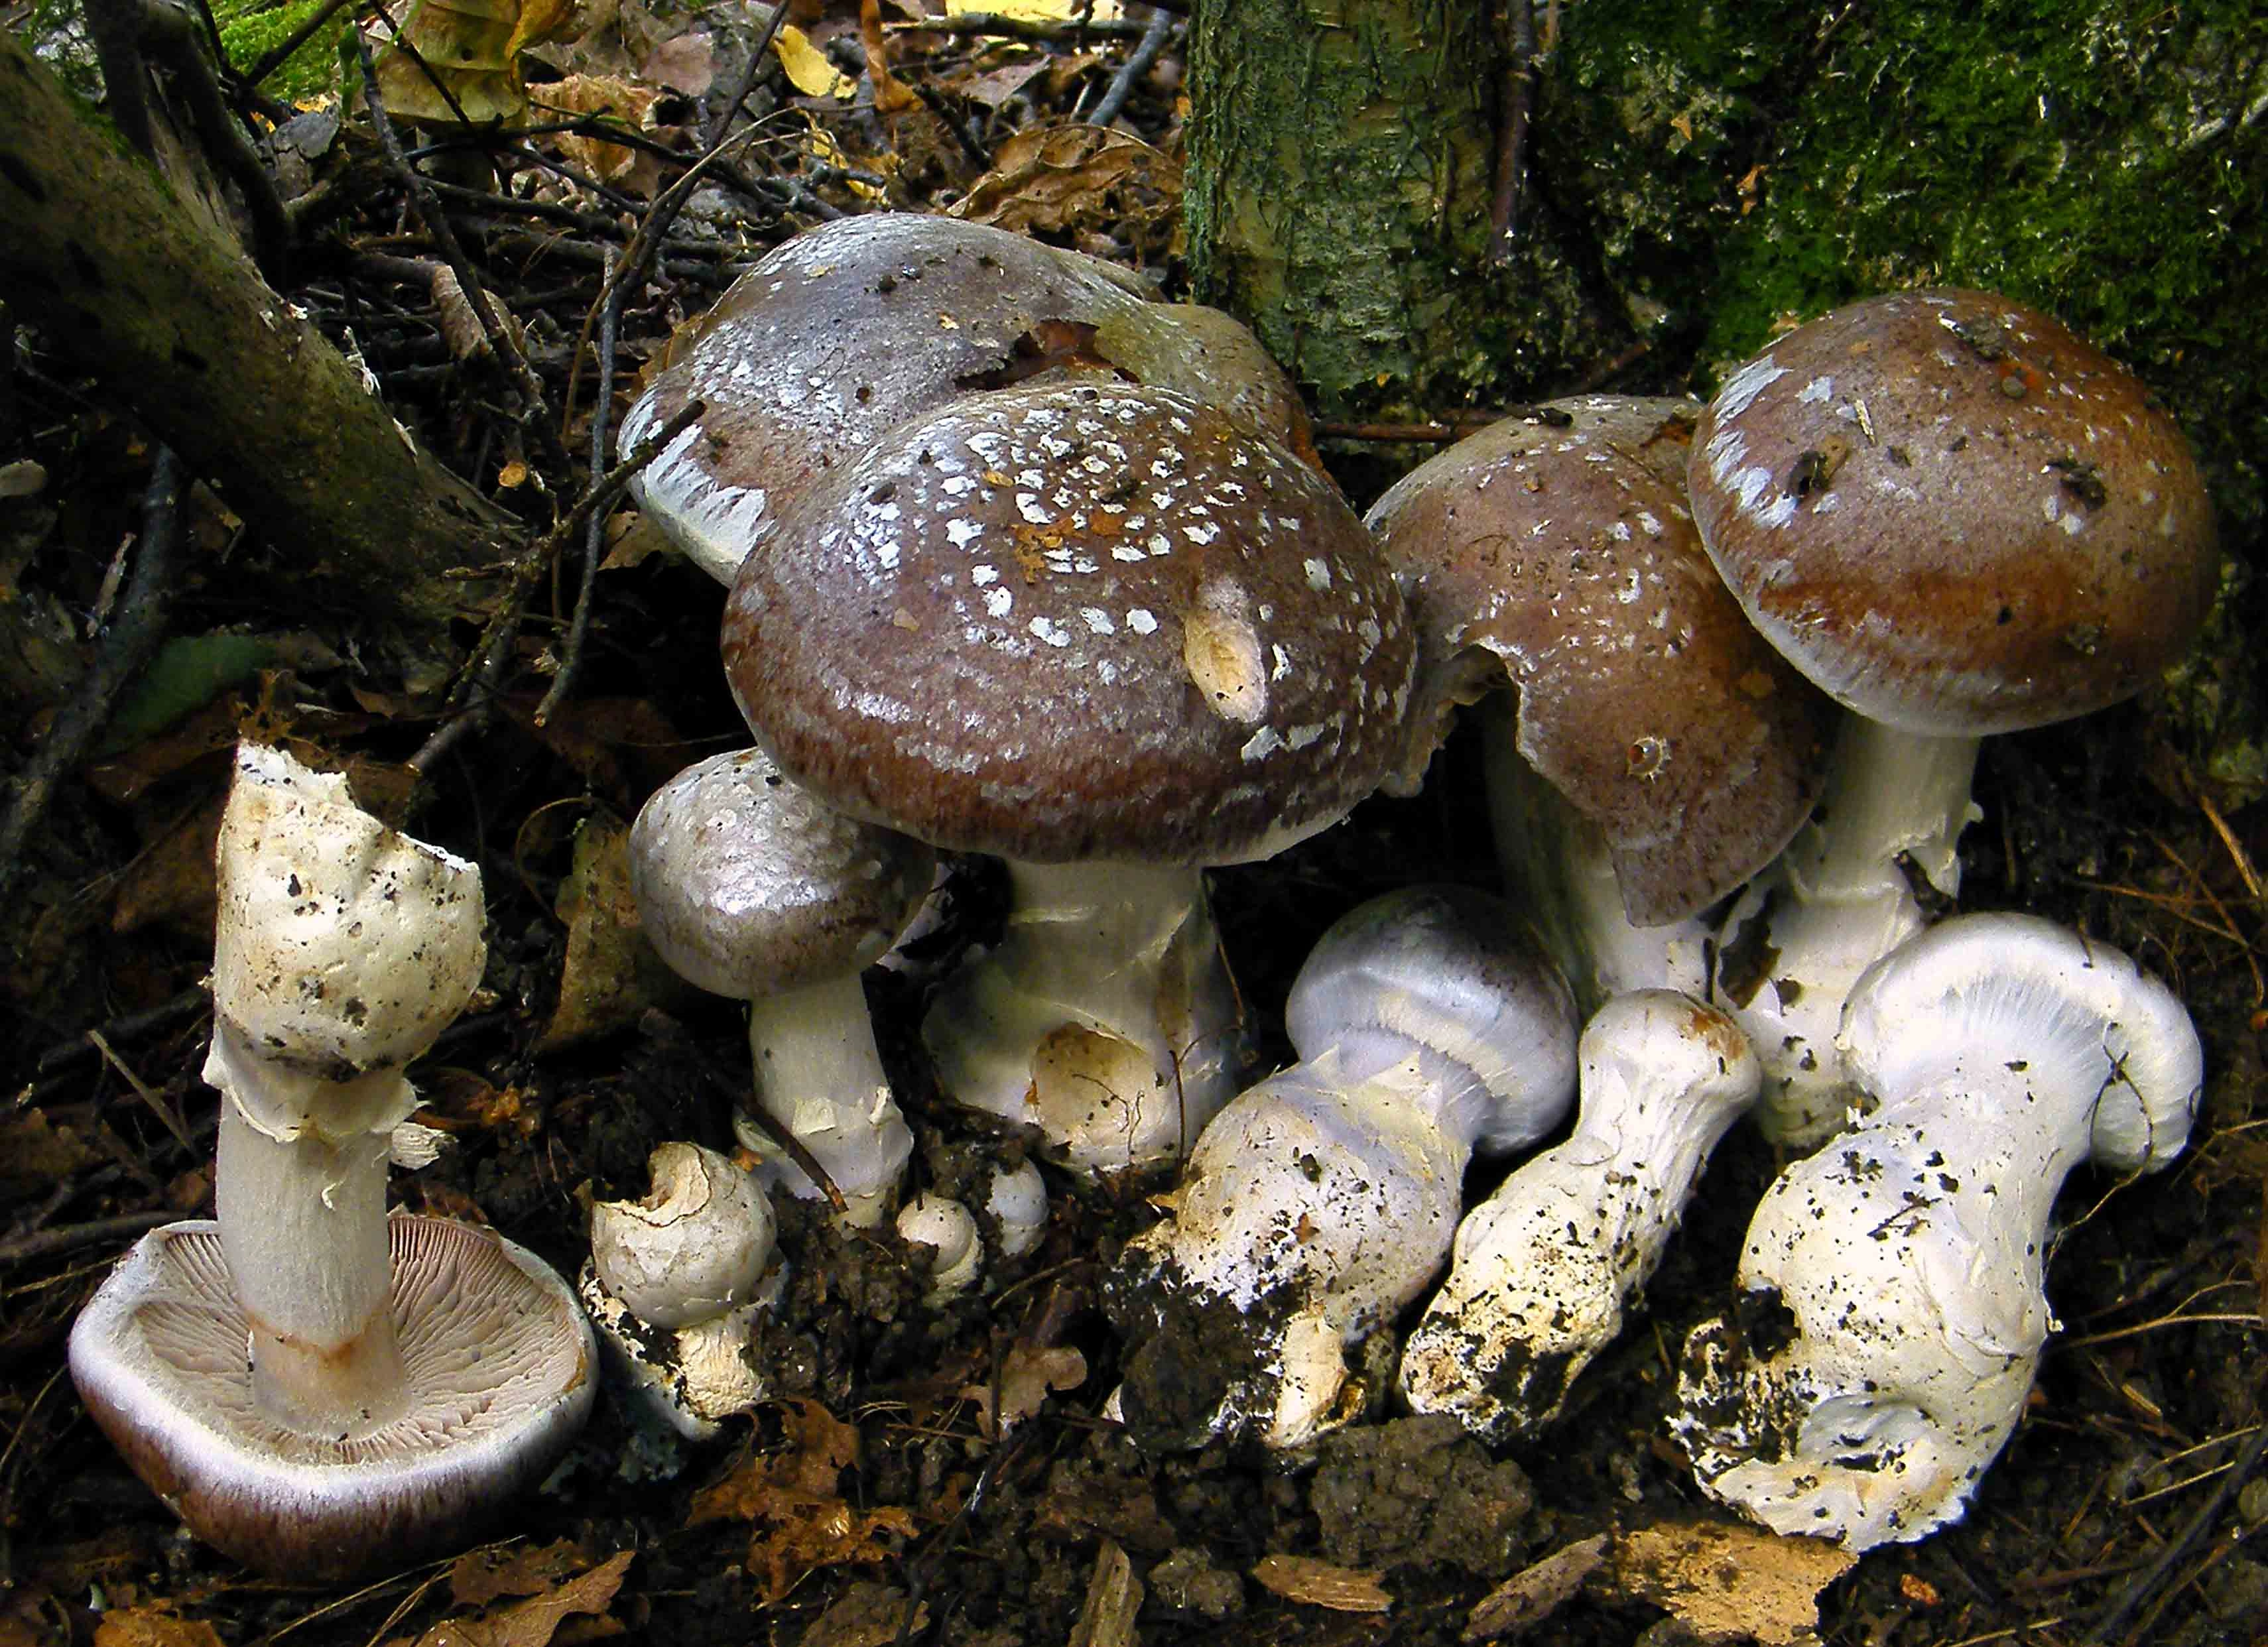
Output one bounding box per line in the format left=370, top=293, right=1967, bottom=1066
left=68, top=1217, right=595, bottom=1579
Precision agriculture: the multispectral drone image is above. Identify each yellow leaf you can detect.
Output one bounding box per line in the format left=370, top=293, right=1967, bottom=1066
left=946, top=0, right=1123, bottom=21
left=775, top=25, right=855, bottom=100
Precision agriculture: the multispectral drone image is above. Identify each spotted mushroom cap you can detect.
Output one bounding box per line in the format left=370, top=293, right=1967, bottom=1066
left=627, top=748, right=936, bottom=1002
left=722, top=381, right=1416, bottom=866
left=1365, top=399, right=1835, bottom=925
left=1689, top=288, right=2218, bottom=737
left=621, top=213, right=1310, bottom=583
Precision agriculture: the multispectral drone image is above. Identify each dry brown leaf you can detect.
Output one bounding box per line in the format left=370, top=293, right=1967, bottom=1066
left=536, top=73, right=661, bottom=185
left=946, top=125, right=1180, bottom=245
left=1251, top=1554, right=1392, bottom=1614
left=538, top=814, right=698, bottom=1051
left=859, top=0, right=917, bottom=113
left=689, top=1400, right=920, bottom=1602
left=1606, top=1521, right=1856, bottom=1647
left=1463, top=1535, right=1609, bottom=1641
left=431, top=265, right=526, bottom=362
left=364, top=0, right=582, bottom=126
left=639, top=29, right=716, bottom=96
left=391, top=1550, right=633, bottom=1647
left=0, top=1111, right=105, bottom=1186
left=945, top=0, right=1123, bottom=21
left=93, top=1607, right=225, bottom=1647
left=961, top=1341, right=1086, bottom=1437
left=950, top=54, right=1050, bottom=109
left=449, top=1540, right=592, bottom=1608
left=800, top=1582, right=926, bottom=1647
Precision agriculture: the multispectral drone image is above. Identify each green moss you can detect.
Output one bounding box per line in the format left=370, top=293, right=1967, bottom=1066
left=217, top=0, right=340, bottom=104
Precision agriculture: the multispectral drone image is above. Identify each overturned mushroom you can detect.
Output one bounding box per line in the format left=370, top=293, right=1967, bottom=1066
left=1672, top=913, right=2202, bottom=1550
left=1400, top=991, right=1757, bottom=1439
left=1107, top=886, right=1580, bottom=1452
left=69, top=745, right=593, bottom=1577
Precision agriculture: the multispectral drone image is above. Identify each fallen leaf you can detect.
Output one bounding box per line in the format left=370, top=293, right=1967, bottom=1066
left=93, top=1607, right=225, bottom=1647
left=947, top=125, right=1179, bottom=247
left=962, top=1341, right=1086, bottom=1437
left=1251, top=1554, right=1391, bottom=1614
left=450, top=1540, right=591, bottom=1608
left=538, top=813, right=699, bottom=1052
left=1463, top=1534, right=1609, bottom=1640
left=391, top=1550, right=633, bottom=1647
left=945, top=0, right=1123, bottom=22
left=690, top=1400, right=920, bottom=1601
left=639, top=29, right=716, bottom=95
left=800, top=1582, right=926, bottom=1647
left=536, top=74, right=662, bottom=188
left=1605, top=1520, right=1856, bottom=1647
left=860, top=0, right=916, bottom=112
left=775, top=25, right=855, bottom=99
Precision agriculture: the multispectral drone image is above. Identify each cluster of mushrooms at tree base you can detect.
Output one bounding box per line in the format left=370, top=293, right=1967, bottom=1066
left=66, top=218, right=2220, bottom=1581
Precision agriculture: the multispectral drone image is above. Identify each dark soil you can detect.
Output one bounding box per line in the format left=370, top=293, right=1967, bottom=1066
left=2, top=7, right=2264, bottom=1646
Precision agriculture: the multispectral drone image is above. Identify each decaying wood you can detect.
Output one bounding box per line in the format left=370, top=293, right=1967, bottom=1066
left=0, top=32, right=519, bottom=635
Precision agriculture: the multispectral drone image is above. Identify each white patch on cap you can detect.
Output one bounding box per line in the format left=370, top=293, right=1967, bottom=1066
left=985, top=587, right=1013, bottom=618
left=1127, top=608, right=1158, bottom=635
left=1304, top=558, right=1332, bottom=591
left=1714, top=357, right=1790, bottom=424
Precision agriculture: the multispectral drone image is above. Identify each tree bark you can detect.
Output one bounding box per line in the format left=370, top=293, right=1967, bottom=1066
left=0, top=31, right=519, bottom=632
left=1185, top=0, right=1540, bottom=424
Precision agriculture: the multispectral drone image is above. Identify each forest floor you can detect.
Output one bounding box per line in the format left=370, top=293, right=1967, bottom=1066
left=2, top=4, right=2265, bottom=1646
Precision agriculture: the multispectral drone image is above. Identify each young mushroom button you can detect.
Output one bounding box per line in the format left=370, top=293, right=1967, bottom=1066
left=68, top=743, right=594, bottom=1579
left=1672, top=913, right=2202, bottom=1550
left=629, top=748, right=935, bottom=1227
left=620, top=213, right=1317, bottom=585
left=1688, top=288, right=2218, bottom=1144
left=722, top=380, right=1417, bottom=1176
left=1105, top=886, right=1580, bottom=1453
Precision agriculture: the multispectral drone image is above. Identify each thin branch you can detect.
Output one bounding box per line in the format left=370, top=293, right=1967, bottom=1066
left=535, top=247, right=624, bottom=727
left=1486, top=0, right=1540, bottom=265
left=1088, top=7, right=1174, bottom=129
left=0, top=448, right=183, bottom=902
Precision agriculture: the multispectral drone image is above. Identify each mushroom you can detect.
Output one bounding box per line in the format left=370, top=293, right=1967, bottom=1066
left=1106, top=885, right=1580, bottom=1452
left=621, top=213, right=1314, bottom=585
left=1364, top=396, right=1834, bottom=1009
left=68, top=743, right=594, bottom=1577
left=628, top=748, right=935, bottom=1226
left=1688, top=289, right=2218, bottom=1143
left=896, top=1193, right=983, bottom=1303
left=1399, top=991, right=1758, bottom=1439
left=721, top=380, right=1417, bottom=1176
left=580, top=1141, right=782, bottom=1440
left=1671, top=912, right=2202, bottom=1550
left=984, top=1158, right=1050, bottom=1260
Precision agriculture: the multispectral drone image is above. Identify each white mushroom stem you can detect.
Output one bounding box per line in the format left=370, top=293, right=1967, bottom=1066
left=737, top=973, right=912, bottom=1227
left=1673, top=914, right=2201, bottom=1551
left=215, top=1093, right=407, bottom=1435
left=1401, top=992, right=1757, bottom=1439
left=1711, top=717, right=1979, bottom=1144
left=922, top=860, right=1247, bottom=1176
left=985, top=1160, right=1049, bottom=1260
left=1109, top=887, right=1578, bottom=1452
left=1483, top=725, right=1711, bottom=1010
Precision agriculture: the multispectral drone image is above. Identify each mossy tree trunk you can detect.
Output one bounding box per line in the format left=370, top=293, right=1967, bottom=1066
left=1185, top=0, right=1552, bottom=424
left=0, top=30, right=518, bottom=637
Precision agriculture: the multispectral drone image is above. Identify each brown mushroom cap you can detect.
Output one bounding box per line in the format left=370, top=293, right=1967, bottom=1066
left=622, top=214, right=1312, bottom=581
left=68, top=1217, right=594, bottom=1579
left=1689, top=288, right=2218, bottom=736
left=722, top=381, right=1415, bottom=866
left=627, top=748, right=936, bottom=1001
left=1365, top=397, right=1835, bottom=924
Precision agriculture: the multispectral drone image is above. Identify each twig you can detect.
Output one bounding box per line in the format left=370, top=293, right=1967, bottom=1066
left=704, top=0, right=793, bottom=151
left=0, top=448, right=182, bottom=903
left=1486, top=0, right=1540, bottom=265
left=0, top=1211, right=174, bottom=1265
left=2085, top=1419, right=2268, bottom=1644
left=87, top=1030, right=199, bottom=1156
left=408, top=402, right=704, bottom=778
left=1088, top=7, right=1173, bottom=129
left=534, top=247, right=623, bottom=727
left=239, top=0, right=355, bottom=88
left=889, top=12, right=1161, bottom=40
left=26, top=985, right=210, bottom=1081
left=2197, top=789, right=2266, bottom=904
left=355, top=23, right=572, bottom=477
